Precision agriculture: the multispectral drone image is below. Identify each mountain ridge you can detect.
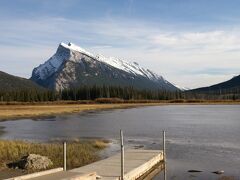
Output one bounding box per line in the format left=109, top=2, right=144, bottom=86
left=190, top=75, right=240, bottom=93
left=31, top=42, right=179, bottom=91
left=0, top=71, right=45, bottom=91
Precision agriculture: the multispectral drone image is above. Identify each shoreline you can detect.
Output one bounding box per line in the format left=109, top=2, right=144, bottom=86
left=1, top=101, right=240, bottom=121
left=0, top=103, right=161, bottom=121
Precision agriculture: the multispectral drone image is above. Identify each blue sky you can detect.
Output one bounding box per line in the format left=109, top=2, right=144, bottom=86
left=1, top=0, right=240, bottom=88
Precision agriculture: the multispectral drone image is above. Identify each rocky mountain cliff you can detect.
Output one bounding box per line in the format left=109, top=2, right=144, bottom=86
left=31, top=42, right=179, bottom=91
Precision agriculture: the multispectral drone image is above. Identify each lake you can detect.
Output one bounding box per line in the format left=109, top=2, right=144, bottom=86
left=0, top=105, right=240, bottom=180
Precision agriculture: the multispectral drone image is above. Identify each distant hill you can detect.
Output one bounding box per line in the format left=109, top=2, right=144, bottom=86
left=190, top=75, right=240, bottom=93
left=0, top=71, right=45, bottom=91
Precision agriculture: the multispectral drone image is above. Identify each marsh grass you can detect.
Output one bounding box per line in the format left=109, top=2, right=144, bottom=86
left=0, top=103, right=150, bottom=120
left=0, top=139, right=108, bottom=170
left=1, top=100, right=239, bottom=120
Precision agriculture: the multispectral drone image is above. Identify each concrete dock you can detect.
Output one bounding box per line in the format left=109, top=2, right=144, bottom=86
left=8, top=149, right=163, bottom=180
left=70, top=149, right=163, bottom=180
left=23, top=171, right=97, bottom=180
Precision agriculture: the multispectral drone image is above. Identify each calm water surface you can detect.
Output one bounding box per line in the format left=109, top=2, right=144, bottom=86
left=0, top=105, right=240, bottom=180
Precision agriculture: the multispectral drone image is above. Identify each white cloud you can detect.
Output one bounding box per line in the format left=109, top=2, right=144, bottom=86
left=150, top=30, right=240, bottom=52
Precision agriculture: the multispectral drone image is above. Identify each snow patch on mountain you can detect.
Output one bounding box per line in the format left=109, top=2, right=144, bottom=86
left=174, top=84, right=190, bottom=91
left=32, top=42, right=179, bottom=91
left=60, top=42, right=94, bottom=58
left=33, top=45, right=69, bottom=80
left=59, top=42, right=166, bottom=82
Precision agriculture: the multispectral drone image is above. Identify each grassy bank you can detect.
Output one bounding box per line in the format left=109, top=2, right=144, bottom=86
left=0, top=139, right=108, bottom=171
left=0, top=99, right=240, bottom=120
left=0, top=102, right=162, bottom=120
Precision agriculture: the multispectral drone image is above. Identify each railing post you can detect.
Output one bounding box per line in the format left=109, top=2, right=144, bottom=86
left=63, top=141, right=67, bottom=171
left=163, top=131, right=167, bottom=180
left=163, top=130, right=166, bottom=162
left=120, top=130, right=124, bottom=180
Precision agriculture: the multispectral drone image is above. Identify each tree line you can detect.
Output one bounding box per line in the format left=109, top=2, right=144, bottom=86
left=0, top=89, right=57, bottom=102
left=0, top=86, right=182, bottom=102
left=0, top=85, right=240, bottom=102
left=60, top=86, right=183, bottom=101
left=185, top=86, right=240, bottom=100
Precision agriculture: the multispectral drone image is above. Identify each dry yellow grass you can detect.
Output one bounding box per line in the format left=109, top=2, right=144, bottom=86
left=92, top=140, right=109, bottom=149
left=0, top=100, right=240, bottom=120
left=0, top=139, right=108, bottom=170
left=0, top=103, right=161, bottom=120
left=217, top=176, right=237, bottom=180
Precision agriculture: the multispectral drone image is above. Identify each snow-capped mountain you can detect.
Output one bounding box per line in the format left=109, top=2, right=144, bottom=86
left=173, top=84, right=190, bottom=91
left=31, top=42, right=179, bottom=91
